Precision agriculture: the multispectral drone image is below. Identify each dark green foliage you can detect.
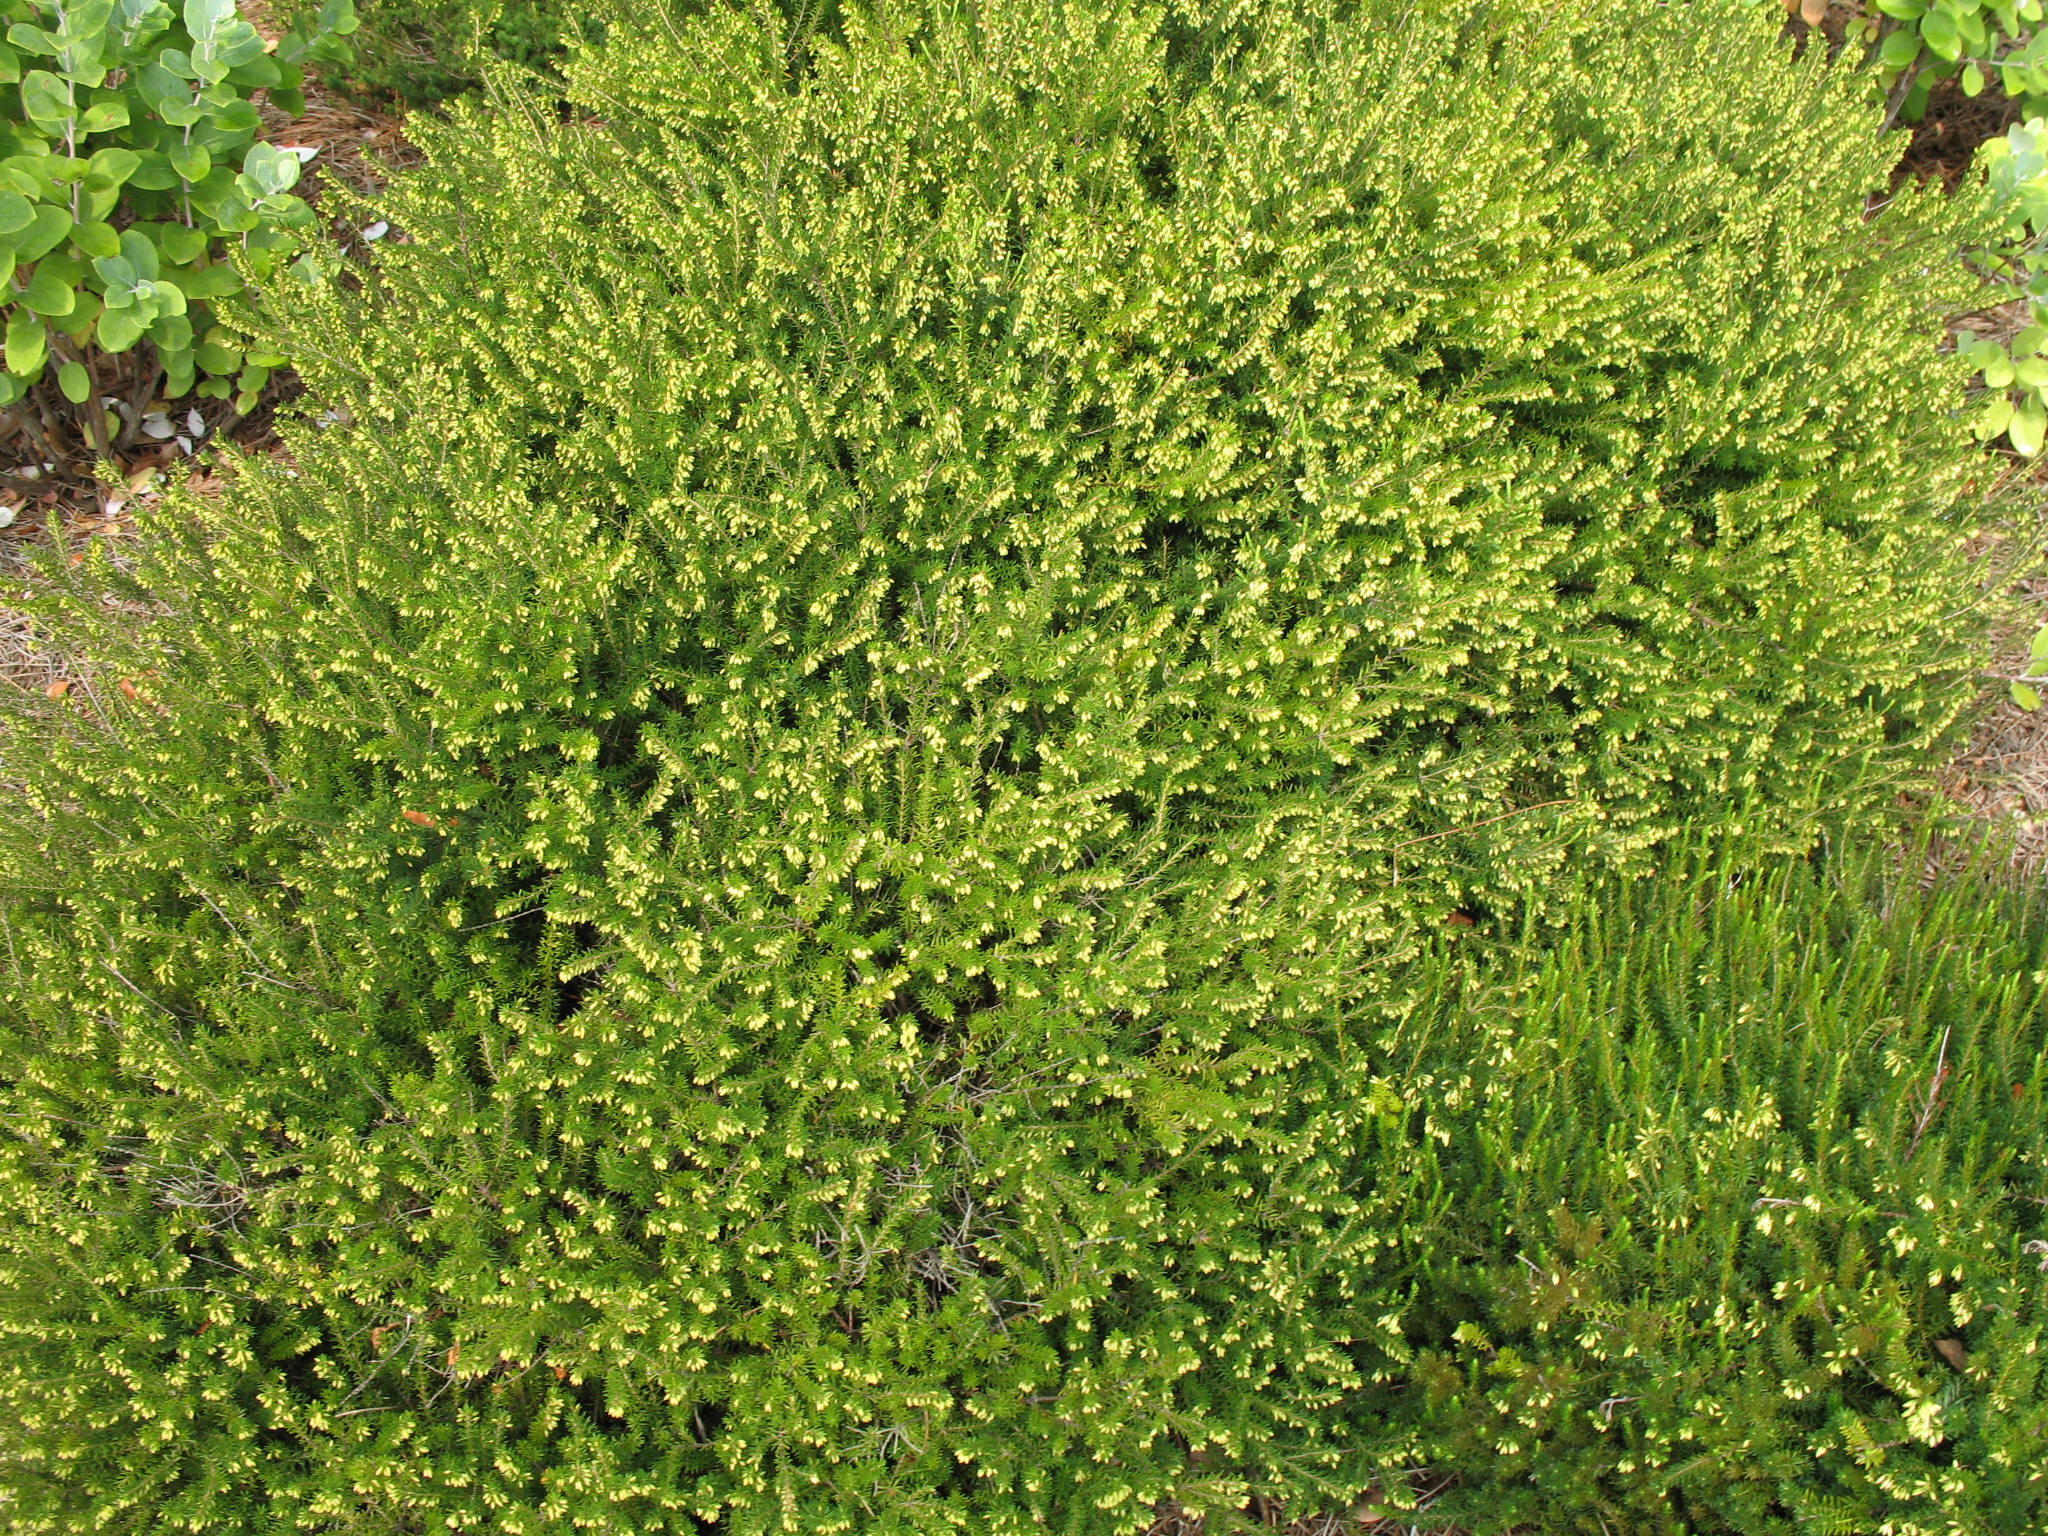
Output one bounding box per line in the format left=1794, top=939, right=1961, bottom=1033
left=281, top=0, right=572, bottom=108
left=1353, top=835, right=2048, bottom=1533
left=0, top=0, right=2030, bottom=1530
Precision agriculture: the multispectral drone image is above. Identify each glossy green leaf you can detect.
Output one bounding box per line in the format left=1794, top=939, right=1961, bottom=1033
left=11, top=205, right=71, bottom=262
left=150, top=310, right=191, bottom=352
left=3, top=308, right=43, bottom=374
left=70, top=219, right=118, bottom=258
left=1879, top=28, right=1924, bottom=67
left=1921, top=9, right=1962, bottom=61
left=18, top=70, right=69, bottom=128
left=239, top=140, right=298, bottom=197
left=183, top=0, right=236, bottom=41
left=2009, top=397, right=2046, bottom=455
left=76, top=98, right=127, bottom=133
left=1978, top=393, right=2016, bottom=440
left=126, top=151, right=178, bottom=190
left=86, top=147, right=140, bottom=188
left=117, top=227, right=158, bottom=280
left=94, top=300, right=144, bottom=351
left=4, top=24, right=57, bottom=57
left=137, top=60, right=200, bottom=123
left=156, top=222, right=205, bottom=264
left=53, top=288, right=97, bottom=338
left=21, top=266, right=73, bottom=316
left=0, top=187, right=31, bottom=237
left=55, top=357, right=88, bottom=403
left=91, top=251, right=138, bottom=300
left=168, top=142, right=209, bottom=183
left=224, top=54, right=280, bottom=88
left=172, top=261, right=241, bottom=298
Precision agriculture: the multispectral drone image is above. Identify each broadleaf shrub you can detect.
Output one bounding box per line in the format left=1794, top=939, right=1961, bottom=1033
left=0, top=0, right=2028, bottom=1530
left=0, top=0, right=356, bottom=452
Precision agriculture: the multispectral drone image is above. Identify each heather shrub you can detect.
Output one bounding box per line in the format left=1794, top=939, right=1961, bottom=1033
left=0, top=0, right=2023, bottom=1530
left=1351, top=833, right=2048, bottom=1534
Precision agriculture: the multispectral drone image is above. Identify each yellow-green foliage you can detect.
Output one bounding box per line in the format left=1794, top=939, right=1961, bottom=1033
left=0, top=0, right=2024, bottom=1531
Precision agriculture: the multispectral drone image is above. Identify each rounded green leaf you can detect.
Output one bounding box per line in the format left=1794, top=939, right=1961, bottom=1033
left=1880, top=28, right=1925, bottom=67
left=18, top=70, right=69, bottom=128
left=94, top=300, right=144, bottom=352
left=21, top=267, right=72, bottom=316
left=1921, top=9, right=1963, bottom=61
left=86, top=148, right=141, bottom=188
left=11, top=205, right=71, bottom=262
left=175, top=261, right=241, bottom=298
left=150, top=310, right=192, bottom=352
left=0, top=187, right=30, bottom=237
left=54, top=289, right=99, bottom=338
left=55, top=357, right=87, bottom=403
left=2012, top=681, right=2044, bottom=710
left=169, top=143, right=210, bottom=183
left=1964, top=63, right=1987, bottom=97
left=117, top=227, right=159, bottom=280
left=4, top=23, right=56, bottom=56
left=158, top=221, right=206, bottom=265
left=70, top=219, right=118, bottom=258
left=1984, top=350, right=2020, bottom=388
left=183, top=0, right=236, bottom=41
left=4, top=308, right=44, bottom=374
left=1978, top=393, right=2016, bottom=439
left=77, top=98, right=128, bottom=133
left=2010, top=397, right=2046, bottom=454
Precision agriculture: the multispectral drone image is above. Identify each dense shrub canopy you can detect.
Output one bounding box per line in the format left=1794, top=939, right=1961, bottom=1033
left=0, top=0, right=2023, bottom=1530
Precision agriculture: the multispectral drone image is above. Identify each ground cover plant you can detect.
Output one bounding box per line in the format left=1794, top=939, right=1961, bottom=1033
left=0, top=0, right=2037, bottom=1529
left=1342, top=832, right=2048, bottom=1534
left=272, top=0, right=566, bottom=107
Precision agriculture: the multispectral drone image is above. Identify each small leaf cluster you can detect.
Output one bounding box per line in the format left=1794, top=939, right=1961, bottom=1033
left=1861, top=0, right=2048, bottom=124
left=0, top=0, right=2026, bottom=1531
left=0, top=0, right=355, bottom=421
